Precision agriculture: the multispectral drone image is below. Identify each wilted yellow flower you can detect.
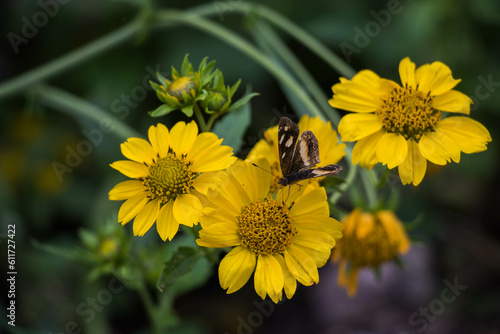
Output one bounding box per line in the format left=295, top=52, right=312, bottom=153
left=329, top=57, right=491, bottom=185
left=109, top=122, right=236, bottom=241
left=197, top=158, right=343, bottom=303
left=332, top=208, right=410, bottom=296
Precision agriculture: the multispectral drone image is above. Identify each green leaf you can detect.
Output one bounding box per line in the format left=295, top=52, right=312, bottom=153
left=149, top=80, right=163, bottom=91
left=181, top=104, right=194, bottom=117
left=156, top=71, right=169, bottom=85
left=181, top=54, right=191, bottom=76
left=227, top=92, right=259, bottom=112
left=149, top=104, right=177, bottom=117
left=213, top=99, right=252, bottom=152
left=157, top=247, right=200, bottom=292
left=229, top=79, right=242, bottom=97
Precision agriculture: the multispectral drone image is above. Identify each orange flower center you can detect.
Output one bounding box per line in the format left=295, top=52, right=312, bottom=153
left=238, top=198, right=296, bottom=256
left=376, top=86, right=441, bottom=140
left=142, top=154, right=196, bottom=204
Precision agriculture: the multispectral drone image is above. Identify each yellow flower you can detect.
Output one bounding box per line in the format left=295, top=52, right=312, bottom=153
left=197, top=158, right=343, bottom=303
left=332, top=208, right=410, bottom=297
left=329, top=57, right=492, bottom=185
left=109, top=121, right=236, bottom=241
left=247, top=115, right=346, bottom=192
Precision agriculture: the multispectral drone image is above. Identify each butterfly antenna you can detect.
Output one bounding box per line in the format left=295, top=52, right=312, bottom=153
left=251, top=162, right=274, bottom=176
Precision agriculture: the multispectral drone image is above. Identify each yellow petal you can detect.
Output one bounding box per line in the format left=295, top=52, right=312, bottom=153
left=399, top=57, right=416, bottom=88
left=117, top=193, right=149, bottom=225
left=110, top=160, right=149, bottom=178
left=289, top=187, right=329, bottom=218
left=275, top=255, right=297, bottom=300
left=293, top=215, right=343, bottom=239
left=398, top=138, right=427, bottom=186
left=346, top=267, right=360, bottom=296
left=120, top=138, right=156, bottom=165
left=109, top=180, right=144, bottom=200
left=377, top=210, right=410, bottom=254
left=432, top=90, right=472, bottom=114
left=419, top=131, right=460, bottom=165
left=192, top=171, right=226, bottom=195
left=133, top=199, right=159, bottom=236
left=148, top=123, right=170, bottom=158
left=415, top=61, right=461, bottom=96
left=355, top=212, right=375, bottom=239
left=284, top=244, right=319, bottom=286
left=197, top=221, right=241, bottom=247
left=156, top=201, right=179, bottom=241
left=352, top=129, right=385, bottom=169
left=329, top=70, right=385, bottom=113
left=172, top=193, right=203, bottom=227
left=219, top=246, right=256, bottom=294
left=437, top=117, right=491, bottom=153
left=254, top=255, right=284, bottom=303
left=342, top=208, right=361, bottom=236
left=169, top=121, right=198, bottom=156
left=292, top=231, right=335, bottom=267
left=338, top=113, right=383, bottom=142
left=375, top=133, right=408, bottom=169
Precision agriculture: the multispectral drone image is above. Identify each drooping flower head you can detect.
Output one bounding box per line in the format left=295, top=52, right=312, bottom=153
left=332, top=208, right=410, bottom=296
left=247, top=115, right=346, bottom=193
left=109, top=121, right=236, bottom=241
left=196, top=157, right=343, bottom=303
left=329, top=57, right=491, bottom=185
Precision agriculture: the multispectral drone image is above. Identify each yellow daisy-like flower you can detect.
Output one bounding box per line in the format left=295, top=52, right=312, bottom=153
left=197, top=158, right=343, bottom=303
left=109, top=121, right=236, bottom=241
left=332, top=208, right=410, bottom=297
left=247, top=115, right=346, bottom=192
left=329, top=57, right=492, bottom=185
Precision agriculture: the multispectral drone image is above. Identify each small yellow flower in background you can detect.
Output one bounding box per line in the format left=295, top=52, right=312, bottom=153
left=247, top=115, right=346, bottom=193
left=332, top=208, right=410, bottom=297
left=109, top=121, right=236, bottom=241
left=197, top=158, right=343, bottom=303
left=329, top=57, right=492, bottom=185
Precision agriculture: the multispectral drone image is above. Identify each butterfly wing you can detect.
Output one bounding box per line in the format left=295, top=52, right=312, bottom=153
left=289, top=130, right=320, bottom=174
left=278, top=117, right=300, bottom=177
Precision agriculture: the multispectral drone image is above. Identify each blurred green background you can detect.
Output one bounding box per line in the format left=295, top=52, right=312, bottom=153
left=1, top=0, right=499, bottom=333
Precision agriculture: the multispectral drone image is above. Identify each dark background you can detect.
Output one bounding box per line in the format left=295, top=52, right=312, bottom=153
left=1, top=0, right=499, bottom=333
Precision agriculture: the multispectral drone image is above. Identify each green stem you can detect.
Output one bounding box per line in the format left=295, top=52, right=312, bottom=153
left=330, top=144, right=357, bottom=205
left=187, top=3, right=356, bottom=79
left=360, top=168, right=379, bottom=210
left=193, top=103, right=208, bottom=132
left=152, top=11, right=324, bottom=120
left=0, top=19, right=142, bottom=101
left=136, top=281, right=163, bottom=334
left=251, top=21, right=341, bottom=126
left=34, top=84, right=141, bottom=139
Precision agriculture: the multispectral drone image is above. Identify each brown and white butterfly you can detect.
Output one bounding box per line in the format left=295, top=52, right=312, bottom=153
left=278, top=117, right=342, bottom=186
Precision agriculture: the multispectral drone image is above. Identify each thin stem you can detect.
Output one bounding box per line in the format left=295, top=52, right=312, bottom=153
left=187, top=2, right=356, bottom=79
left=360, top=167, right=379, bottom=210
left=0, top=19, right=143, bottom=101
left=193, top=103, right=208, bottom=132
left=330, top=145, right=357, bottom=205
left=251, top=21, right=341, bottom=126
left=136, top=281, right=163, bottom=334
left=152, top=11, right=324, bottom=120
left=34, top=84, right=141, bottom=139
